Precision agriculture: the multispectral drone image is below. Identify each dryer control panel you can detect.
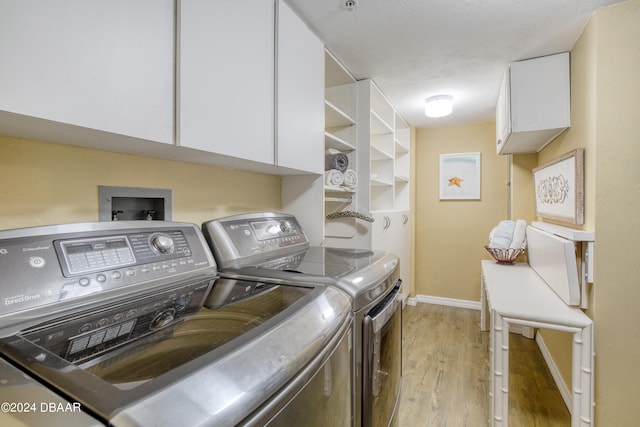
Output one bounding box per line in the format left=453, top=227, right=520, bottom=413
left=202, top=212, right=309, bottom=268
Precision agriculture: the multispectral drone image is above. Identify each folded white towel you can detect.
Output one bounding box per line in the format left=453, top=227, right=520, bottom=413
left=325, top=169, right=344, bottom=187
left=342, top=169, right=358, bottom=188
left=488, top=220, right=516, bottom=249
left=509, top=219, right=527, bottom=249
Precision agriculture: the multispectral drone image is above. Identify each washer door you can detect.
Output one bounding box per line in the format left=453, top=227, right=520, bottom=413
left=362, top=283, right=402, bottom=427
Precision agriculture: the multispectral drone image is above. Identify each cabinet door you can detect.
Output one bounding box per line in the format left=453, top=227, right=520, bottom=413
left=372, top=211, right=412, bottom=293
left=178, top=0, right=275, bottom=163
left=372, top=212, right=391, bottom=252
left=0, top=0, right=174, bottom=144
left=495, top=69, right=511, bottom=151
left=276, top=0, right=324, bottom=173
left=394, top=211, right=412, bottom=296
left=510, top=52, right=570, bottom=132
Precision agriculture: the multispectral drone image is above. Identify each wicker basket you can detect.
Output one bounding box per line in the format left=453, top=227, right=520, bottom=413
left=484, top=246, right=525, bottom=264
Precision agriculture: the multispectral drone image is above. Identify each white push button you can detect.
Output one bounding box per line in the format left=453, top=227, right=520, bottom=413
left=28, top=256, right=46, bottom=268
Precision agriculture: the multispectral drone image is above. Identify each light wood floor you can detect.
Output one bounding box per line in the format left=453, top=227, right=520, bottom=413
left=398, top=303, right=570, bottom=426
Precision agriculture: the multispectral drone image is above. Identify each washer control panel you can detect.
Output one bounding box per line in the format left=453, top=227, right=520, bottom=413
left=55, top=230, right=191, bottom=277
left=0, top=222, right=216, bottom=320
left=20, top=279, right=212, bottom=363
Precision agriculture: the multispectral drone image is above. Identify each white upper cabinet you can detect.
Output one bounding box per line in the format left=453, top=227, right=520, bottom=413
left=496, top=52, right=571, bottom=155
left=0, top=0, right=174, bottom=144
left=178, top=0, right=324, bottom=173
left=276, top=0, right=324, bottom=173
left=178, top=0, right=275, bottom=164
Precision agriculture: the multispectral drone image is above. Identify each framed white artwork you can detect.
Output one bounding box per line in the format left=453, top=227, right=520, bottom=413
left=533, top=148, right=585, bottom=225
left=439, top=152, right=481, bottom=200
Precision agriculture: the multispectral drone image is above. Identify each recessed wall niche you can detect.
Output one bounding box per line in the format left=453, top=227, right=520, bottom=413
left=98, top=186, right=172, bottom=221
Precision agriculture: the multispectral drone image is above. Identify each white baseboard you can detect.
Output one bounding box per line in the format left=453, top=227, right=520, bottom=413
left=411, top=294, right=481, bottom=310
left=535, top=332, right=572, bottom=412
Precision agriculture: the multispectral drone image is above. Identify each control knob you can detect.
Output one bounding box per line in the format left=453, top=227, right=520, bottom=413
left=279, top=220, right=291, bottom=233
left=152, top=234, right=174, bottom=254
left=150, top=309, right=175, bottom=331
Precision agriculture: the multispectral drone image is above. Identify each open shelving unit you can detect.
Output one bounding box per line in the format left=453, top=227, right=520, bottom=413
left=323, top=51, right=361, bottom=246
left=394, top=114, right=411, bottom=210
left=288, top=54, right=411, bottom=259
left=357, top=79, right=411, bottom=214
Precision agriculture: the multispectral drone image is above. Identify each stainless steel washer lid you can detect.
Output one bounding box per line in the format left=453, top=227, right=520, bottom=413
left=220, top=248, right=399, bottom=311
left=0, top=359, right=102, bottom=426
left=1, top=283, right=351, bottom=427
left=202, top=212, right=400, bottom=310
left=110, top=285, right=352, bottom=427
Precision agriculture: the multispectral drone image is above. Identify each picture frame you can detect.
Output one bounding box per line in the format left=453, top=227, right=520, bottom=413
left=439, top=152, right=481, bottom=200
left=532, top=148, right=584, bottom=225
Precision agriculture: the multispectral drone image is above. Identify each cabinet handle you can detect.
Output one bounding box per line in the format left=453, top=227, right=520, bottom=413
left=383, top=216, right=391, bottom=230
left=402, top=215, right=408, bottom=225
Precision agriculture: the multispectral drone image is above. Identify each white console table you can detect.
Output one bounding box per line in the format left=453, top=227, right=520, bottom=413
left=480, top=260, right=594, bottom=427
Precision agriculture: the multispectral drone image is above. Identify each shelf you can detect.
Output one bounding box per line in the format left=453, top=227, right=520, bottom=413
left=371, top=145, right=393, bottom=161
left=531, top=221, right=594, bottom=241
left=325, top=100, right=355, bottom=128
left=371, top=176, right=394, bottom=186
left=325, top=196, right=353, bottom=203
left=324, top=185, right=355, bottom=194
left=395, top=175, right=409, bottom=183
left=370, top=110, right=394, bottom=135
left=395, top=140, right=409, bottom=153
left=371, top=184, right=394, bottom=211
left=325, top=50, right=356, bottom=87
left=371, top=84, right=395, bottom=128
left=325, top=131, right=356, bottom=152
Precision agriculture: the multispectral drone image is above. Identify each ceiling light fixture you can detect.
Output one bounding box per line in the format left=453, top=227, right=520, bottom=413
left=425, top=95, right=453, bottom=118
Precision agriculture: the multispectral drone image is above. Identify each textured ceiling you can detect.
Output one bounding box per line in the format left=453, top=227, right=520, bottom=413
left=286, top=0, right=627, bottom=128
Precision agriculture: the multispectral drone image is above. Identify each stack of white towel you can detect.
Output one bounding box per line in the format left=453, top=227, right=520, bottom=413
left=325, top=149, right=358, bottom=190
left=488, top=219, right=527, bottom=250
left=325, top=168, right=358, bottom=188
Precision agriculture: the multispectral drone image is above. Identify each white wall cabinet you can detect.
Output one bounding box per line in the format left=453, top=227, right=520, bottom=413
left=0, top=0, right=324, bottom=176
left=178, top=0, right=275, bottom=164
left=496, top=52, right=571, bottom=155
left=179, top=0, right=324, bottom=174
left=0, top=0, right=174, bottom=144
left=277, top=0, right=325, bottom=173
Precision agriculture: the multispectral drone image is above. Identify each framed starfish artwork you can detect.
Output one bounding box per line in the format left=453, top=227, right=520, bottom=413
left=439, top=152, right=481, bottom=200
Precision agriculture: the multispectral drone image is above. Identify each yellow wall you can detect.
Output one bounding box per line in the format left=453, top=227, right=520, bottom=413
left=515, top=2, right=640, bottom=424
left=415, top=122, right=508, bottom=301
left=0, top=136, right=282, bottom=230
left=510, top=153, right=537, bottom=223
left=592, top=1, right=640, bottom=424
